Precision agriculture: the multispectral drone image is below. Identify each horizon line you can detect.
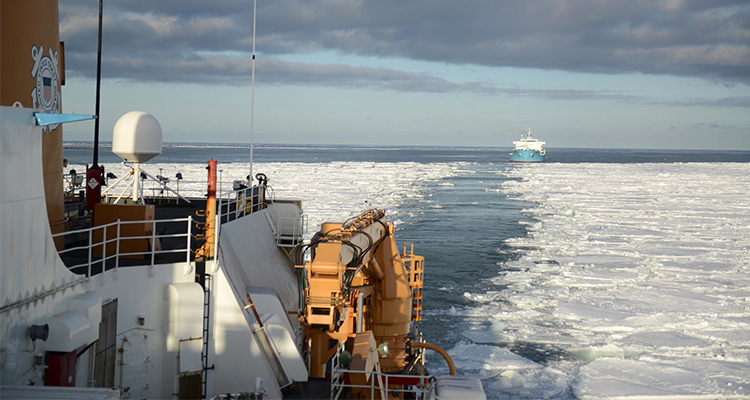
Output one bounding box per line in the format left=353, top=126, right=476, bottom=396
left=62, top=140, right=750, bottom=152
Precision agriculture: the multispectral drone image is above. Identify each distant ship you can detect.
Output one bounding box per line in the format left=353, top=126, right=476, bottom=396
left=509, top=128, right=546, bottom=163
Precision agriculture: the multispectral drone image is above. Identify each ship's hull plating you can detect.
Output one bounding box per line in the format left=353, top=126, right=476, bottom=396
left=509, top=149, right=545, bottom=163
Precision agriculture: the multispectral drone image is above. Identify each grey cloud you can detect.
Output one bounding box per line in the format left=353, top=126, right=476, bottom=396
left=59, top=0, right=750, bottom=90
left=263, top=60, right=659, bottom=105
left=258, top=1, right=750, bottom=83
left=77, top=49, right=646, bottom=104
left=667, top=96, right=750, bottom=108
left=688, top=121, right=738, bottom=130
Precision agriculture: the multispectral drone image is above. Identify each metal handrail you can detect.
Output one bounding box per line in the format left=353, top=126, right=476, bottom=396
left=274, top=213, right=306, bottom=247
left=330, top=344, right=430, bottom=400
left=63, top=171, right=210, bottom=200
left=330, top=372, right=428, bottom=400
left=56, top=180, right=303, bottom=277
left=217, top=184, right=265, bottom=223
left=52, top=216, right=193, bottom=275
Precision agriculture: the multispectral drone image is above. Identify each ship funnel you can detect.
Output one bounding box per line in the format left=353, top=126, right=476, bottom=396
left=1, top=1, right=67, bottom=244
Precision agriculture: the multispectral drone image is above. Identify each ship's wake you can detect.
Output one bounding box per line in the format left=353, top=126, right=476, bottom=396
left=450, top=162, right=750, bottom=399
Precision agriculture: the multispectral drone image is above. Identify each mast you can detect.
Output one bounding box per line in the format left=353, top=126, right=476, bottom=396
left=249, top=0, right=257, bottom=184
left=86, top=0, right=105, bottom=211
left=93, top=0, right=103, bottom=167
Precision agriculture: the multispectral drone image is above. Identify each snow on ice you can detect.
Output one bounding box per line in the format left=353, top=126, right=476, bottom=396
left=456, top=163, right=750, bottom=399
left=68, top=161, right=466, bottom=235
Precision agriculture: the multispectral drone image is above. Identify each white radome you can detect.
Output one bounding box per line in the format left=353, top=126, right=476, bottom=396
left=112, top=111, right=162, bottom=163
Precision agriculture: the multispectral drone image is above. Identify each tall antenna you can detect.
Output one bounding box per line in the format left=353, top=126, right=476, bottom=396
left=86, top=0, right=105, bottom=211
left=93, top=0, right=103, bottom=167
left=249, top=0, right=257, bottom=184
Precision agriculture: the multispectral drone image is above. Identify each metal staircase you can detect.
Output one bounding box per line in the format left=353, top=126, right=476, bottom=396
left=263, top=201, right=306, bottom=265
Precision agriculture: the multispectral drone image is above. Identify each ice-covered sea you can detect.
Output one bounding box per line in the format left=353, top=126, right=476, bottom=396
left=65, top=144, right=750, bottom=398
left=72, top=160, right=466, bottom=233
left=457, top=163, right=750, bottom=399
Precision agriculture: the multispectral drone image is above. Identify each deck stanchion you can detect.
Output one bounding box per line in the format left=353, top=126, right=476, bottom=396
left=102, top=224, right=107, bottom=273
left=88, top=229, right=93, bottom=277
left=151, top=219, right=157, bottom=266
left=187, top=215, right=192, bottom=263
left=213, top=210, right=220, bottom=260
left=115, top=219, right=121, bottom=271
left=235, top=191, right=241, bottom=219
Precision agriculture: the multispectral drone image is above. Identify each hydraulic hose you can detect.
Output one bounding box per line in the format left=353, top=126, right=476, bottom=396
left=412, top=342, right=456, bottom=375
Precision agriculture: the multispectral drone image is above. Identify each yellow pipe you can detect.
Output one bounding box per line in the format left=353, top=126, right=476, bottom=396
left=411, top=342, right=456, bottom=375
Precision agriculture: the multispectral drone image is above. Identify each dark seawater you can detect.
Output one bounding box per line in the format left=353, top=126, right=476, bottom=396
left=397, top=162, right=529, bottom=353
left=63, top=141, right=750, bottom=384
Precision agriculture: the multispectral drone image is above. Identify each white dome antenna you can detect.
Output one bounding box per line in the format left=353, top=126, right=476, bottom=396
left=104, top=112, right=188, bottom=205
left=112, top=111, right=162, bottom=163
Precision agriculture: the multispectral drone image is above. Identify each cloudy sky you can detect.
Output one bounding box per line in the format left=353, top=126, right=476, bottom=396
left=59, top=0, right=750, bottom=149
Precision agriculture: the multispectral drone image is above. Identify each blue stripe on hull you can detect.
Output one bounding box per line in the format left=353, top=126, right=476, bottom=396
left=509, top=149, right=545, bottom=163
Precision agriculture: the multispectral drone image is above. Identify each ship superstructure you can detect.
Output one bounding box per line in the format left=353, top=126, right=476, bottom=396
left=1, top=106, right=309, bottom=398
left=509, top=128, right=546, bottom=162
left=0, top=1, right=485, bottom=399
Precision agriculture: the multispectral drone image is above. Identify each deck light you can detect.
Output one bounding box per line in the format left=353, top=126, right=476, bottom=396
left=376, top=342, right=390, bottom=358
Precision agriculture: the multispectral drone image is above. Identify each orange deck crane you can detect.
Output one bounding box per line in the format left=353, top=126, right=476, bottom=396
left=300, top=208, right=452, bottom=388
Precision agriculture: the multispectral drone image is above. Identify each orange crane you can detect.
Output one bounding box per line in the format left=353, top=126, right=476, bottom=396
left=300, top=208, right=453, bottom=389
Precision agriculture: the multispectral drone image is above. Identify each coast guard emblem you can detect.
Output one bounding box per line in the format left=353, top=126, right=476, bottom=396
left=30, top=45, right=61, bottom=132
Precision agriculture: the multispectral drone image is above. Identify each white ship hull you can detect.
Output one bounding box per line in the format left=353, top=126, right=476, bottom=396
left=1, top=105, right=307, bottom=398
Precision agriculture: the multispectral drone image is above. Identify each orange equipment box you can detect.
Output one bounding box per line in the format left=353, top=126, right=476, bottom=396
left=92, top=204, right=159, bottom=259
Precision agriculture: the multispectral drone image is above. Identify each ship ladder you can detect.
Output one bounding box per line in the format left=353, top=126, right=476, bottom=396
left=402, top=243, right=424, bottom=322
left=201, top=274, right=215, bottom=398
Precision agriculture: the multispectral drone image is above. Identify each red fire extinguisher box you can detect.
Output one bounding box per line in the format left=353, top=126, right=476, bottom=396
left=46, top=350, right=77, bottom=387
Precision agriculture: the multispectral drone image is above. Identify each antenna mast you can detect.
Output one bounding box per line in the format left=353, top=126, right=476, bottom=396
left=249, top=0, right=257, bottom=184
left=93, top=0, right=103, bottom=167
left=86, top=0, right=105, bottom=212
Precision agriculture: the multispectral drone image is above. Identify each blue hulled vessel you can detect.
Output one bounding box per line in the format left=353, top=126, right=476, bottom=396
left=509, top=128, right=546, bottom=162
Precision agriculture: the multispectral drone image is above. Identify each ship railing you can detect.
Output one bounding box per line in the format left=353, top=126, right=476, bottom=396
left=217, top=184, right=265, bottom=224
left=272, top=210, right=307, bottom=248
left=143, top=179, right=202, bottom=202
left=216, top=183, right=307, bottom=247
left=330, top=344, right=430, bottom=400
left=63, top=171, right=207, bottom=202
left=264, top=186, right=308, bottom=247
left=52, top=216, right=193, bottom=276
left=114, top=179, right=203, bottom=203
left=62, top=171, right=85, bottom=195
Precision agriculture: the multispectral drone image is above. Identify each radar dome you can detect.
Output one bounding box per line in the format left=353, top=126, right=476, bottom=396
left=112, top=111, right=162, bottom=163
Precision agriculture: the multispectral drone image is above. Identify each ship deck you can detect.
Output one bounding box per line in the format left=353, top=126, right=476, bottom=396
left=60, top=197, right=206, bottom=275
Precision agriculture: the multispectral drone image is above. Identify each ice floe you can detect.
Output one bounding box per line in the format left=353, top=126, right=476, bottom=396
left=459, top=163, right=750, bottom=398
